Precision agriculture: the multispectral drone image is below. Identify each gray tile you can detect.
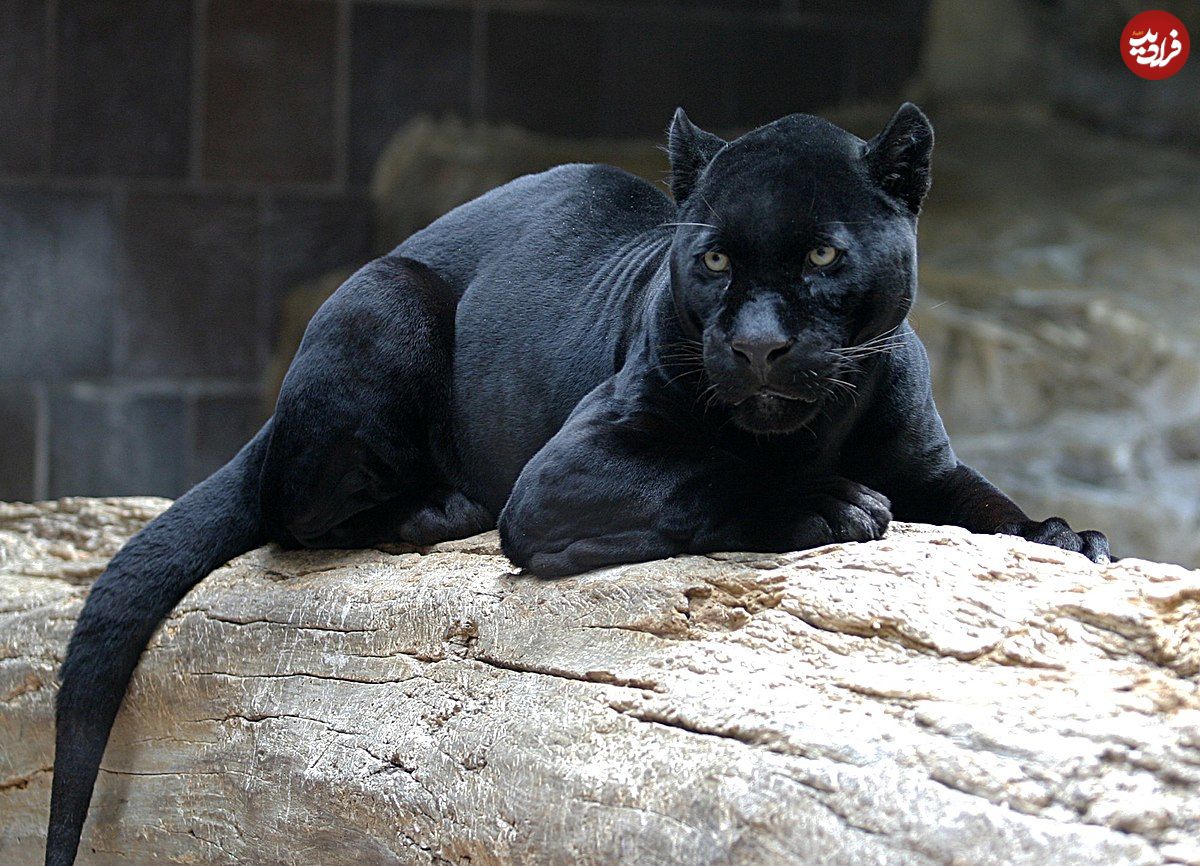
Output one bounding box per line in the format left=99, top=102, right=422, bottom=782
left=261, top=192, right=372, bottom=345
left=676, top=0, right=780, bottom=9
left=47, top=384, right=189, bottom=497
left=484, top=13, right=851, bottom=139
left=804, top=0, right=928, bottom=30
left=187, top=392, right=268, bottom=487
left=117, top=190, right=263, bottom=378
left=716, top=23, right=850, bottom=127
left=53, top=0, right=193, bottom=177
left=484, top=12, right=606, bottom=137
left=202, top=0, right=338, bottom=183
left=0, top=0, right=48, bottom=173
left=541, top=0, right=681, bottom=6
left=0, top=187, right=119, bottom=381
left=604, top=18, right=849, bottom=134
left=348, top=3, right=474, bottom=186
left=848, top=28, right=923, bottom=99
left=262, top=192, right=373, bottom=302
left=0, top=383, right=39, bottom=501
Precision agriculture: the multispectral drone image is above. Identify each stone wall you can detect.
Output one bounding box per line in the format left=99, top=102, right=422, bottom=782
left=0, top=0, right=928, bottom=502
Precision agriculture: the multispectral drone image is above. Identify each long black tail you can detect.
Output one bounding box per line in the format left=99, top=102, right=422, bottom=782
left=45, top=423, right=273, bottom=866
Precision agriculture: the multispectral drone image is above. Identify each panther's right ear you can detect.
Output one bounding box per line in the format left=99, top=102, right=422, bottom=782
left=864, top=102, right=934, bottom=216
left=668, top=108, right=726, bottom=204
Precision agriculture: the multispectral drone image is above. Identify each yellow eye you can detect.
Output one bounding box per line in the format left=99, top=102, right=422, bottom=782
left=807, top=246, right=840, bottom=268
left=703, top=250, right=730, bottom=273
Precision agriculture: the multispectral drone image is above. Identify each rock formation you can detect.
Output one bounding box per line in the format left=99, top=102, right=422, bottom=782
left=2, top=498, right=1198, bottom=865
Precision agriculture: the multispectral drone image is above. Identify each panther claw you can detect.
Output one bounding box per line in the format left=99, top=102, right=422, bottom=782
left=1000, top=517, right=1112, bottom=564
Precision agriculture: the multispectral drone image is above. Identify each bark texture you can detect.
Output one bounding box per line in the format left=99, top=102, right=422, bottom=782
left=1, top=498, right=1198, bottom=865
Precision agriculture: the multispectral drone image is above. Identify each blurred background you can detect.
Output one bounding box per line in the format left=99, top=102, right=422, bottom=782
left=1, top=0, right=1197, bottom=563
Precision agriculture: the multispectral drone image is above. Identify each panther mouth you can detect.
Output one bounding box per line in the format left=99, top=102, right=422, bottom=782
left=735, top=387, right=820, bottom=406
left=730, top=388, right=824, bottom=434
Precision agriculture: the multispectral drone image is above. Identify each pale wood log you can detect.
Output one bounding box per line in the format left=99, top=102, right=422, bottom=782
left=1, top=498, right=1198, bottom=865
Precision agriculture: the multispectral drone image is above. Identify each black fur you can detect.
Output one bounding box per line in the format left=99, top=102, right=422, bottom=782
left=45, top=104, right=1109, bottom=864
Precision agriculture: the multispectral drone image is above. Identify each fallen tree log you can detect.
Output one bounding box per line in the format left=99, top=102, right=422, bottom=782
left=1, top=498, right=1198, bottom=866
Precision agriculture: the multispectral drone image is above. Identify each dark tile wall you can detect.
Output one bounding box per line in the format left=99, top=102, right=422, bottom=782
left=118, top=191, right=263, bottom=378
left=203, top=0, right=340, bottom=183
left=260, top=192, right=374, bottom=330
left=46, top=384, right=191, bottom=497
left=54, top=0, right=194, bottom=177
left=0, top=0, right=927, bottom=502
left=189, top=393, right=268, bottom=486
left=0, top=384, right=39, bottom=501
left=349, top=3, right=475, bottom=185
left=0, top=0, right=48, bottom=173
left=0, top=187, right=120, bottom=380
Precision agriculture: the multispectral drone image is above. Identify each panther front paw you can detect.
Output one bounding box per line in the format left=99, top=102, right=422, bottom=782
left=998, top=517, right=1111, bottom=563
left=797, top=478, right=892, bottom=547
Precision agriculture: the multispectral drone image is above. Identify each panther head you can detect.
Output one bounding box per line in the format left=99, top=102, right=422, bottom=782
left=665, top=104, right=934, bottom=435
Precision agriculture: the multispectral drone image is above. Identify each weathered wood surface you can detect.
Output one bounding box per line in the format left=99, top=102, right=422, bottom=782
left=1, top=498, right=1198, bottom=865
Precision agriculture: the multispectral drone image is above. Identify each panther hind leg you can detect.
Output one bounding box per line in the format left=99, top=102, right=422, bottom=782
left=259, top=255, right=475, bottom=549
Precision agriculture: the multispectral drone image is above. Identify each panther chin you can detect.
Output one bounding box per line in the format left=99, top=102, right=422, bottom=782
left=729, top=388, right=824, bottom=435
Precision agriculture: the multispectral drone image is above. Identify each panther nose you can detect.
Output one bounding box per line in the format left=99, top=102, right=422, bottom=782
left=730, top=337, right=793, bottom=373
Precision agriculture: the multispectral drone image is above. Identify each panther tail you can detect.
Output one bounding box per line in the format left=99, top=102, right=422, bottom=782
left=45, top=423, right=273, bottom=866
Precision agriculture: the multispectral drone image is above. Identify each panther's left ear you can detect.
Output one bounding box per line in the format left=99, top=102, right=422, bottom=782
left=668, top=108, right=726, bottom=204
left=864, top=102, right=934, bottom=216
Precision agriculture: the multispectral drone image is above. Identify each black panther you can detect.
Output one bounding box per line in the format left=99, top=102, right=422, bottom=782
left=44, top=104, right=1109, bottom=865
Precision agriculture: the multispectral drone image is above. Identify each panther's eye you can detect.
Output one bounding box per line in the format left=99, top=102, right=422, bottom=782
left=702, top=250, right=730, bottom=273
left=807, top=246, right=841, bottom=268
